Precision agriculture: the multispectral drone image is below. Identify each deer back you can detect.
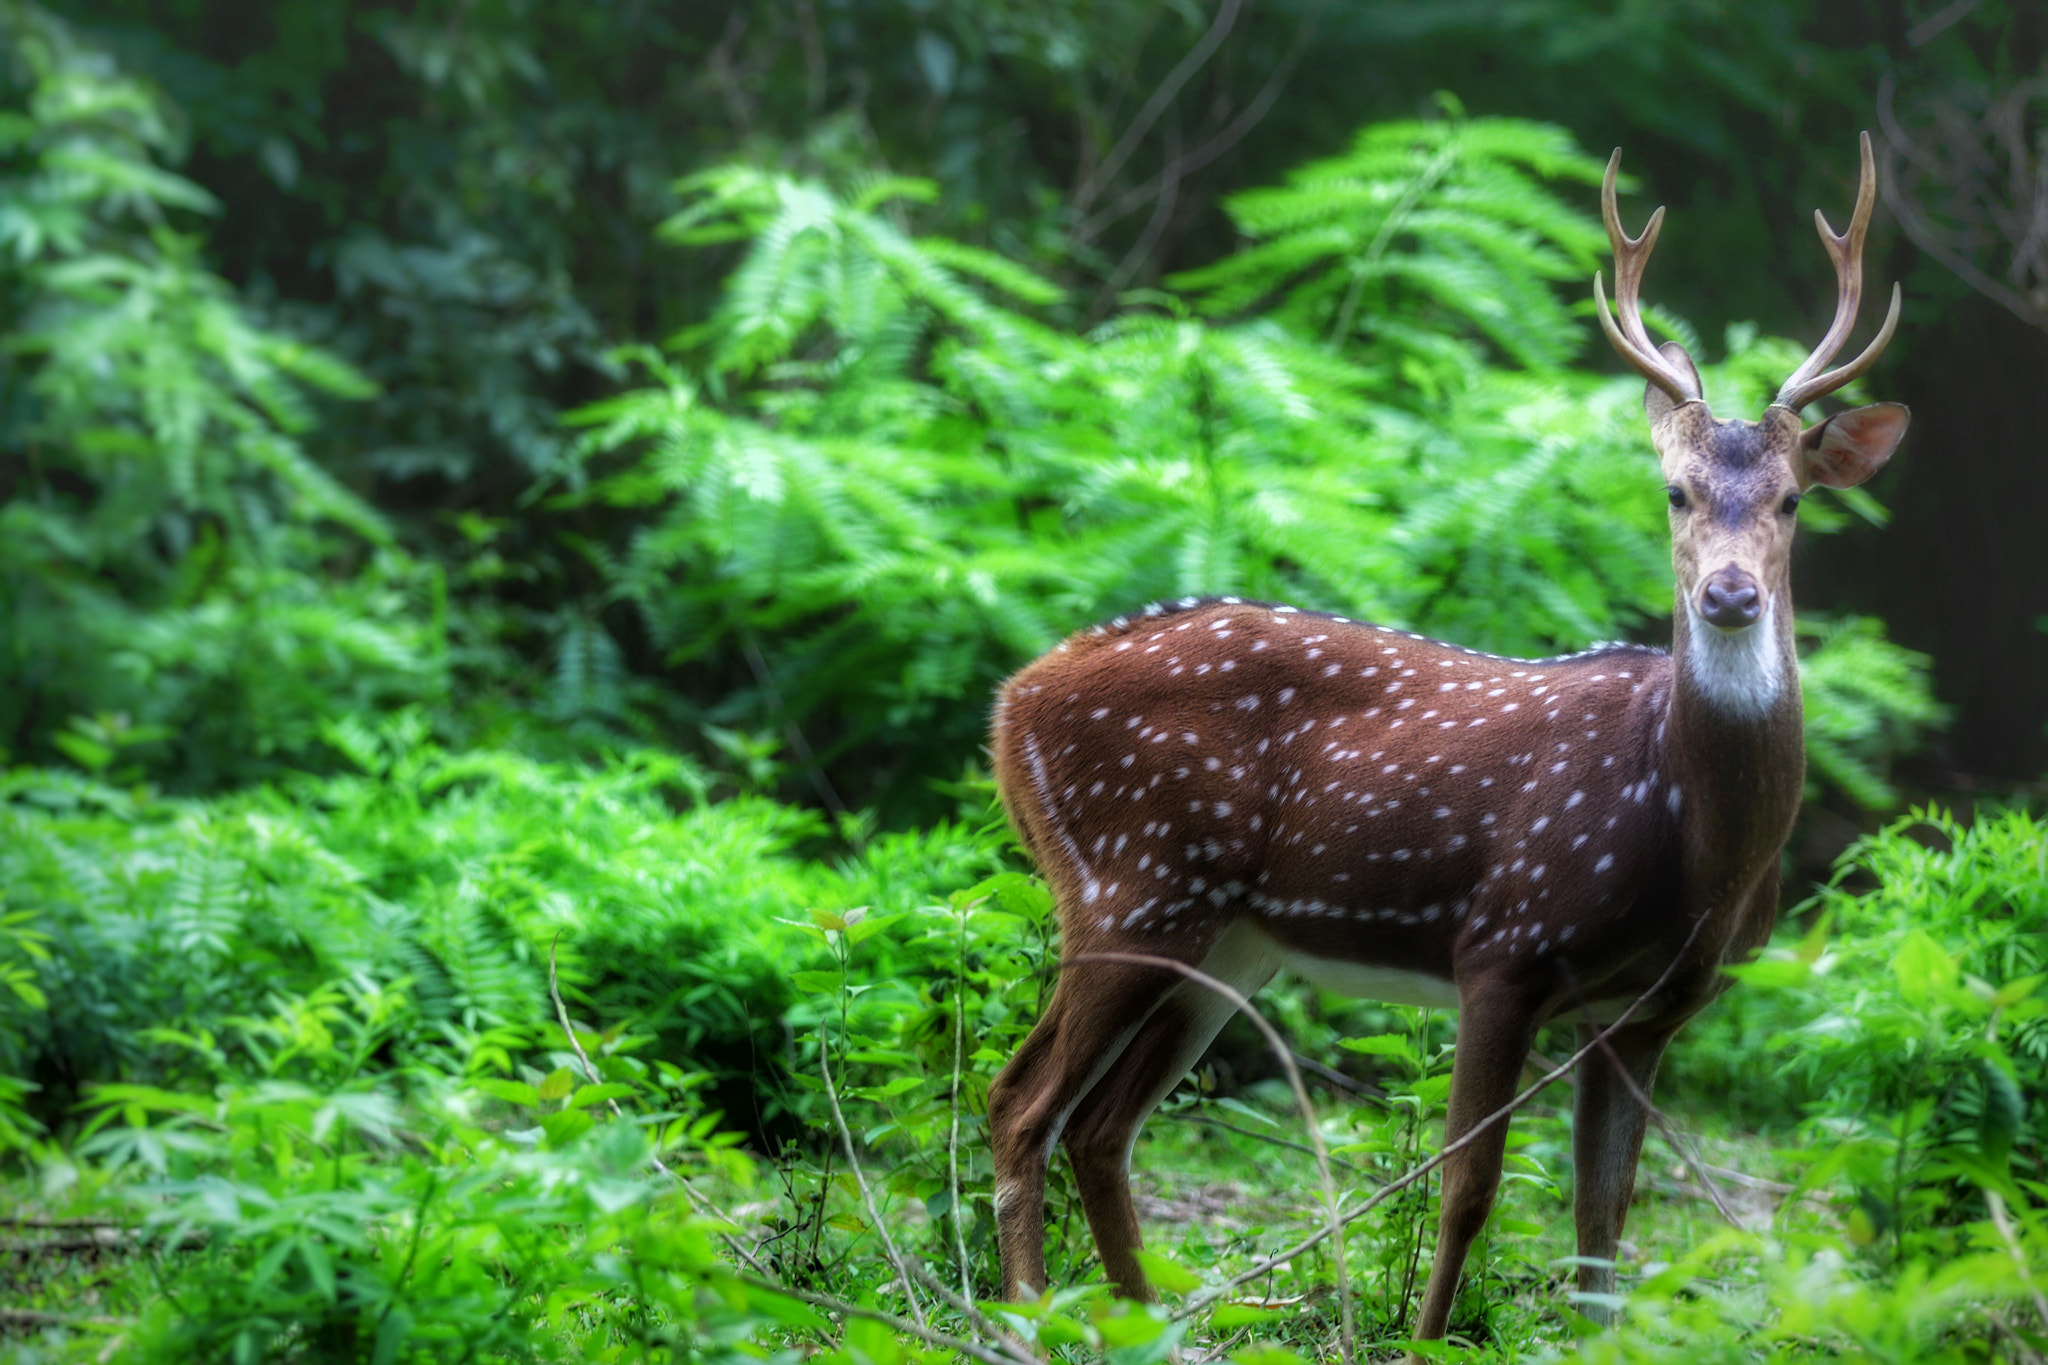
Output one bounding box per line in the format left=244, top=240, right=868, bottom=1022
left=990, top=596, right=1757, bottom=1016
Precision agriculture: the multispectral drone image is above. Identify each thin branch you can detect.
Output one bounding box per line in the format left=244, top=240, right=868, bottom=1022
left=947, top=909, right=975, bottom=1304
left=1170, top=911, right=1709, bottom=1319
left=1073, top=951, right=1353, bottom=1365
left=818, top=1033, right=930, bottom=1328
left=1906, top=0, right=1980, bottom=47
left=1877, top=73, right=2048, bottom=333
left=1986, top=1306, right=2048, bottom=1365
left=1989, top=1191, right=2048, bottom=1343
left=0, top=1309, right=128, bottom=1329
left=546, top=936, right=774, bottom=1277
left=1292, top=1052, right=1390, bottom=1105
left=1563, top=967, right=1743, bottom=1228
left=1163, top=1110, right=1379, bottom=1180
left=1074, top=11, right=1316, bottom=244
left=1088, top=112, right=1185, bottom=323
left=733, top=1270, right=1035, bottom=1365
left=1072, top=0, right=1242, bottom=218
left=742, top=635, right=851, bottom=819
left=0, top=1229, right=143, bottom=1253
left=2, top=1216, right=133, bottom=1230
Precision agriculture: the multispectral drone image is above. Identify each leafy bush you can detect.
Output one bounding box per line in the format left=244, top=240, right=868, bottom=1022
left=0, top=4, right=450, bottom=785
left=1696, top=806, right=2045, bottom=1209
left=0, top=716, right=1003, bottom=1139
left=574, top=143, right=1940, bottom=821
left=9, top=984, right=780, bottom=1364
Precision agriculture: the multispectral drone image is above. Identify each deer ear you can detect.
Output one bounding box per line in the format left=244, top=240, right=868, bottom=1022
left=1798, top=401, right=1910, bottom=490
left=1643, top=342, right=1702, bottom=421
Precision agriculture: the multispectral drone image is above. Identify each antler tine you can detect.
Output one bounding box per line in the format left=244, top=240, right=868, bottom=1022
left=1595, top=149, right=1701, bottom=403
left=1774, top=132, right=1901, bottom=412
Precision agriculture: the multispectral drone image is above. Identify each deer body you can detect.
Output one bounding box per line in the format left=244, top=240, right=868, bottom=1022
left=986, top=135, right=1911, bottom=1342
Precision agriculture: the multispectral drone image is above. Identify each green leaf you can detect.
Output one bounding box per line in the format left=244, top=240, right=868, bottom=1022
left=1213, top=1096, right=1277, bottom=1127
left=473, top=1079, right=540, bottom=1108
left=540, top=1108, right=596, bottom=1146
left=1894, top=930, right=1957, bottom=1009
left=1229, top=1346, right=1310, bottom=1365
left=51, top=732, right=113, bottom=773
left=1337, top=1033, right=1420, bottom=1064
left=1979, top=1059, right=2025, bottom=1173
left=1133, top=1249, right=1201, bottom=1296
left=1721, top=958, right=1811, bottom=990
left=567, top=1083, right=637, bottom=1110
left=537, top=1068, right=576, bottom=1102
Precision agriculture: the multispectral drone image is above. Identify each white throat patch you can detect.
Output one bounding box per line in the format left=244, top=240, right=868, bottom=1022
left=1683, top=598, right=1788, bottom=716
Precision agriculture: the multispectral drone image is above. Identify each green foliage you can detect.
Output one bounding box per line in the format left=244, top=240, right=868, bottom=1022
left=572, top=149, right=1937, bottom=819
left=1798, top=616, right=1950, bottom=809
left=1706, top=807, right=2047, bottom=1220
left=14, top=986, right=779, bottom=1364
left=0, top=5, right=2017, bottom=1362
left=0, top=717, right=1001, bottom=1138
left=1173, top=110, right=1608, bottom=375
left=0, top=3, right=444, bottom=784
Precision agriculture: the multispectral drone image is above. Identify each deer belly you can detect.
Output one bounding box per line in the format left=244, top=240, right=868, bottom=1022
left=1275, top=950, right=1460, bottom=1008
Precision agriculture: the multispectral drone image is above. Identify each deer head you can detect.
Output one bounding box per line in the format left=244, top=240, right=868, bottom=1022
left=1596, top=132, right=1911, bottom=714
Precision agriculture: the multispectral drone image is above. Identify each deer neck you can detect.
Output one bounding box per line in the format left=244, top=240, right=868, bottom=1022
left=1664, top=584, right=1804, bottom=894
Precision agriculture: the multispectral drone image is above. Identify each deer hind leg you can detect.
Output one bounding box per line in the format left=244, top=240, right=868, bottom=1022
left=1060, top=928, right=1278, bottom=1298
left=1570, top=1021, right=1673, bottom=1324
left=1411, top=976, right=1545, bottom=1343
left=988, top=956, right=1186, bottom=1300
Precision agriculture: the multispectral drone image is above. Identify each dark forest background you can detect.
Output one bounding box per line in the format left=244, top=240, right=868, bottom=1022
left=7, top=0, right=2045, bottom=807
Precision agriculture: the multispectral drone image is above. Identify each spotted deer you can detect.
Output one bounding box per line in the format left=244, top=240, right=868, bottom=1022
left=984, top=133, right=1909, bottom=1342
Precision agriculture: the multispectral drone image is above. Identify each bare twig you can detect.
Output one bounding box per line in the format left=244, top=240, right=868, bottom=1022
left=947, top=908, right=975, bottom=1303
left=1907, top=0, right=1981, bottom=47
left=734, top=1269, right=1035, bottom=1365
left=0, top=1229, right=140, bottom=1253
left=1691, top=1162, right=1796, bottom=1195
left=702, top=12, right=755, bottom=143
left=1089, top=113, right=1185, bottom=322
left=1989, top=1191, right=2048, bottom=1343
left=818, top=1036, right=930, bottom=1328
left=2, top=1216, right=131, bottom=1230
left=0, top=1308, right=128, bottom=1330
left=1292, top=1052, right=1390, bottom=1105
left=1563, top=967, right=1743, bottom=1229
left=1169, top=911, right=1709, bottom=1319
left=1877, top=72, right=2048, bottom=333
left=741, top=635, right=850, bottom=820
left=1986, top=1306, right=2048, bottom=1365
left=545, top=936, right=775, bottom=1277
left=1074, top=951, right=1354, bottom=1365
left=1072, top=0, right=1242, bottom=218
left=1074, top=11, right=1316, bottom=244
left=1192, top=1323, right=1255, bottom=1364
left=1163, top=1111, right=1377, bottom=1179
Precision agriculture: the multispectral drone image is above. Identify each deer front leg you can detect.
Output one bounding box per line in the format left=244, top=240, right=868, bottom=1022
left=1570, top=1021, right=1673, bottom=1325
left=1411, top=979, right=1544, bottom=1343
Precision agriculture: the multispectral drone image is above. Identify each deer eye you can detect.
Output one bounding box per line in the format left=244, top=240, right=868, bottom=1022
left=1666, top=487, right=1688, bottom=510
left=1780, top=493, right=1801, bottom=515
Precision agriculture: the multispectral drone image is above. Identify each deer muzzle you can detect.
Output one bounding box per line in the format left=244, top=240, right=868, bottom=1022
left=1697, top=567, right=1763, bottom=630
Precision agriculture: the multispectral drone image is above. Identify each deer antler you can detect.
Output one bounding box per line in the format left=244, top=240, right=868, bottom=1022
left=1594, top=149, right=1703, bottom=405
left=1773, top=131, right=1904, bottom=413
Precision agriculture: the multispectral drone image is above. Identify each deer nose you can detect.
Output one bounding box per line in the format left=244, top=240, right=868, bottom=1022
left=1698, top=570, right=1762, bottom=629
